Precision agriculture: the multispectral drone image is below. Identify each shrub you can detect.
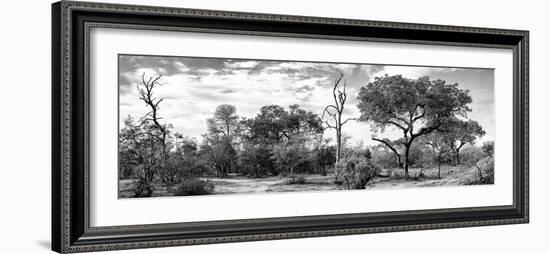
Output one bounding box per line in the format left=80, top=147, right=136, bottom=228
left=239, top=143, right=274, bottom=177
left=371, top=149, right=400, bottom=169
left=334, top=155, right=377, bottom=189
left=474, top=156, right=494, bottom=184
left=133, top=178, right=154, bottom=198
left=461, top=145, right=484, bottom=166
left=175, top=178, right=214, bottom=196
left=287, top=175, right=307, bottom=184
left=482, top=141, right=495, bottom=157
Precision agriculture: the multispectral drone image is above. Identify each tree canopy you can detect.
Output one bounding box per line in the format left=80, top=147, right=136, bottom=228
left=440, top=118, right=485, bottom=164
left=242, top=104, right=323, bottom=142
left=357, top=74, right=473, bottom=176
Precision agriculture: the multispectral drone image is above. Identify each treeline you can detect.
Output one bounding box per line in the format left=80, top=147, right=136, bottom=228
left=119, top=72, right=495, bottom=197
left=120, top=103, right=338, bottom=191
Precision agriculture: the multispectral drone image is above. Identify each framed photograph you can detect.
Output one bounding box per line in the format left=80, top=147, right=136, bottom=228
left=52, top=1, right=529, bottom=253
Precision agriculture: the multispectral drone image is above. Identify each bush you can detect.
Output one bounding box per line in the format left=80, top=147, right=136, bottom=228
left=461, top=145, right=484, bottom=166
left=175, top=178, right=214, bottom=196
left=239, top=143, right=274, bottom=177
left=482, top=141, right=494, bottom=157
left=371, top=149, right=400, bottom=169
left=133, top=178, right=154, bottom=198
left=287, top=175, right=307, bottom=184
left=474, top=156, right=494, bottom=184
left=334, top=155, right=377, bottom=189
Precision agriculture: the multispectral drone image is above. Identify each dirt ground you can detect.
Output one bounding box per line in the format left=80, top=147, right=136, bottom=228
left=119, top=164, right=490, bottom=198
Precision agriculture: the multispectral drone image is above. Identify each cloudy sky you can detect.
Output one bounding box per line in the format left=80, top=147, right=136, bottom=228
left=119, top=54, right=494, bottom=147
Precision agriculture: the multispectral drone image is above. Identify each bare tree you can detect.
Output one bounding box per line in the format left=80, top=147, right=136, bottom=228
left=134, top=73, right=168, bottom=194
left=322, top=73, right=357, bottom=162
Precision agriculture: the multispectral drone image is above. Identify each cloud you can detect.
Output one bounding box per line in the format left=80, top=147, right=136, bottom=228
left=119, top=55, right=495, bottom=146
left=220, top=88, right=237, bottom=94
left=224, top=60, right=260, bottom=69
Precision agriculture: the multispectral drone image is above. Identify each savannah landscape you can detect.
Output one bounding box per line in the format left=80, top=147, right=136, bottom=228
left=118, top=56, right=494, bottom=198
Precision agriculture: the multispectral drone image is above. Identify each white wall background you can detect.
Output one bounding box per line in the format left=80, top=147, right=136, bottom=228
left=0, top=0, right=546, bottom=253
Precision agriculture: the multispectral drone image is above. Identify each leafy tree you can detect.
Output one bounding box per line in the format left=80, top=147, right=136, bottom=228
left=241, top=104, right=323, bottom=176
left=205, top=104, right=241, bottom=176
left=174, top=133, right=198, bottom=156
left=312, top=139, right=336, bottom=176
left=442, top=118, right=485, bottom=165
left=271, top=136, right=309, bottom=176
left=158, top=134, right=207, bottom=184
left=286, top=104, right=324, bottom=139
left=200, top=134, right=236, bottom=177
left=421, top=131, right=452, bottom=178
left=207, top=104, right=240, bottom=142
left=119, top=115, right=167, bottom=197
left=243, top=105, right=289, bottom=141
left=482, top=141, right=494, bottom=157
left=244, top=104, right=323, bottom=142
left=460, top=145, right=484, bottom=166
left=239, top=142, right=273, bottom=177
left=357, top=75, right=472, bottom=177
left=322, top=73, right=357, bottom=162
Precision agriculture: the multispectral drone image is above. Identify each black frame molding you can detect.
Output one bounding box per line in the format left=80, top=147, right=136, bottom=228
left=52, top=1, right=529, bottom=253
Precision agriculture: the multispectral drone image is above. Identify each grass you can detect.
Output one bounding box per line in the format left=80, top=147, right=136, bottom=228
left=119, top=165, right=493, bottom=198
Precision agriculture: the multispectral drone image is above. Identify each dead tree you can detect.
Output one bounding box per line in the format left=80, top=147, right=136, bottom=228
left=322, top=73, right=357, bottom=162
left=135, top=73, right=168, bottom=193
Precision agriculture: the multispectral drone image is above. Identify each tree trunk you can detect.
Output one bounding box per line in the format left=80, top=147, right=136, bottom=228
left=404, top=144, right=411, bottom=177
left=437, top=161, right=441, bottom=179
left=455, top=148, right=461, bottom=165
left=475, top=164, right=483, bottom=181
left=396, top=154, right=403, bottom=168
left=335, top=129, right=341, bottom=162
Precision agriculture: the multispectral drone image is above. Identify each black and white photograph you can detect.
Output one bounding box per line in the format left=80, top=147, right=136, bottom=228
left=1, top=0, right=542, bottom=253
left=118, top=55, right=495, bottom=198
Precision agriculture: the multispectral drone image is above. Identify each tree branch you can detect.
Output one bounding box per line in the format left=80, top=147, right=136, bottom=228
left=341, top=117, right=358, bottom=126
left=412, top=123, right=441, bottom=139
left=372, top=138, right=400, bottom=156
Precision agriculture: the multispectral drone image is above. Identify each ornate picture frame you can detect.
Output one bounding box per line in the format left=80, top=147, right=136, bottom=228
left=52, top=1, right=529, bottom=253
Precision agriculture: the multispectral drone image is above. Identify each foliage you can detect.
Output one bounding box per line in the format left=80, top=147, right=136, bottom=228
left=175, top=178, right=215, bottom=196
left=312, top=141, right=336, bottom=176
left=334, top=155, right=378, bottom=189
left=242, top=104, right=323, bottom=142
left=133, top=177, right=154, bottom=198
left=441, top=118, right=485, bottom=164
left=421, top=131, right=453, bottom=178
left=473, top=156, right=494, bottom=184
left=460, top=145, right=485, bottom=166
left=200, top=134, right=237, bottom=177
left=371, top=148, right=400, bottom=169
left=271, top=138, right=308, bottom=176
left=238, top=142, right=274, bottom=177
left=119, top=70, right=495, bottom=197
left=207, top=104, right=240, bottom=141
left=482, top=141, right=494, bottom=157
left=119, top=115, right=168, bottom=197
left=202, top=105, right=241, bottom=177
left=241, top=104, right=323, bottom=176
left=357, top=75, right=473, bottom=176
